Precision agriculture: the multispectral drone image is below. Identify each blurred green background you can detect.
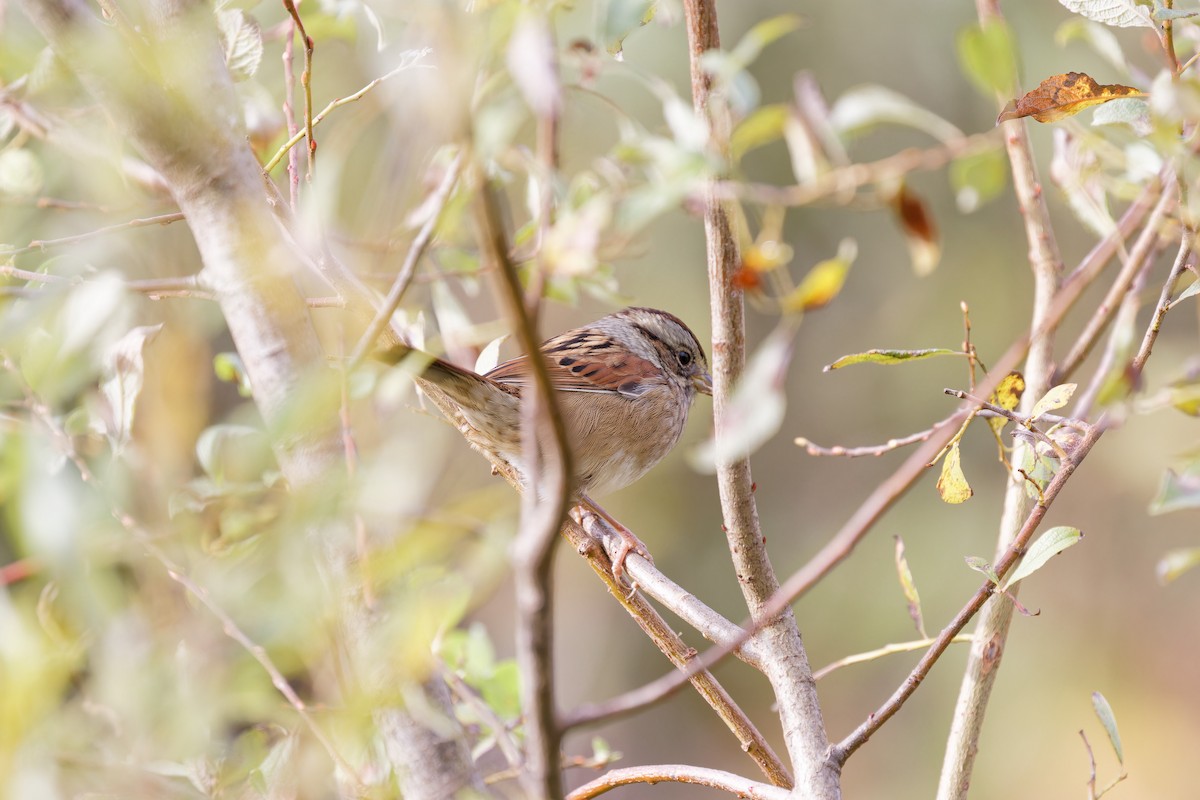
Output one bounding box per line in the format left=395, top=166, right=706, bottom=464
left=2, top=0, right=1197, bottom=798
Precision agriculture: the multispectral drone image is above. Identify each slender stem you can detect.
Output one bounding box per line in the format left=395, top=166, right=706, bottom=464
left=812, top=635, right=976, bottom=682
left=281, top=0, right=315, bottom=180
left=0, top=212, right=184, bottom=258
left=282, top=16, right=300, bottom=208
left=795, top=416, right=954, bottom=458
left=567, top=765, right=791, bottom=800
left=1131, top=222, right=1195, bottom=374
left=348, top=152, right=462, bottom=369
left=474, top=172, right=574, bottom=800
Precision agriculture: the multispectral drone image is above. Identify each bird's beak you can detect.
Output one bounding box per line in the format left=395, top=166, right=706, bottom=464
left=693, top=371, right=713, bottom=396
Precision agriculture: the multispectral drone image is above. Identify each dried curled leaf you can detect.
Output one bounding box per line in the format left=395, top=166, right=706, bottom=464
left=998, top=72, right=1144, bottom=124
left=889, top=184, right=940, bottom=276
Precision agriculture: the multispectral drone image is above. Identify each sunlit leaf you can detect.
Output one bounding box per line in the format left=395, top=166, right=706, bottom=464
left=965, top=555, right=1000, bottom=584
left=1058, top=0, right=1154, bottom=28
left=214, top=352, right=253, bottom=397
left=782, top=239, right=855, bottom=312
left=731, top=103, right=789, bottom=161
left=988, top=371, right=1025, bottom=435
left=825, top=348, right=959, bottom=371
left=957, top=20, right=1017, bottom=97
left=1002, top=526, right=1083, bottom=589
left=894, top=536, right=926, bottom=638
left=831, top=84, right=964, bottom=144
left=889, top=185, right=940, bottom=275
left=217, top=9, right=264, bottom=83
left=1030, top=383, right=1077, bottom=420
left=950, top=146, right=1008, bottom=213
left=1091, top=691, right=1124, bottom=765
left=475, top=336, right=507, bottom=374
left=690, top=324, right=795, bottom=472
left=1050, top=128, right=1114, bottom=236
left=937, top=442, right=973, bottom=504
left=1148, top=462, right=1200, bottom=515
left=0, top=148, right=44, bottom=197
left=508, top=14, right=561, bottom=117
left=998, top=72, right=1144, bottom=124
left=1091, top=97, right=1151, bottom=135
left=1157, top=548, right=1200, bottom=585
left=99, top=324, right=162, bottom=453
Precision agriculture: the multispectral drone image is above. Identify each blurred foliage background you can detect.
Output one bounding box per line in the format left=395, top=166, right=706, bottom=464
left=1, top=0, right=1198, bottom=798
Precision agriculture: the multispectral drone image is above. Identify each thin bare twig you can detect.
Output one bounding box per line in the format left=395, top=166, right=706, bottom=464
left=567, top=765, right=790, bottom=800
left=812, top=635, right=975, bottom=682
left=795, top=416, right=953, bottom=458
left=280, top=0, right=315, bottom=180
left=348, top=152, right=462, bottom=369
left=263, top=51, right=432, bottom=175
left=281, top=15, right=300, bottom=208
left=0, top=212, right=185, bottom=258
left=1131, top=222, right=1195, bottom=374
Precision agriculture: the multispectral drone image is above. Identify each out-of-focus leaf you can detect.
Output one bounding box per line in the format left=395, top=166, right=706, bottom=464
left=689, top=324, right=795, bottom=472
left=987, top=371, right=1026, bottom=434
left=1148, top=462, right=1200, bottom=515
left=740, top=239, right=795, bottom=275
left=542, top=195, right=611, bottom=276
left=727, top=14, right=804, bottom=70
left=1153, top=7, right=1199, bottom=21
left=217, top=9, right=264, bottom=83
left=957, top=20, right=1017, bottom=97
left=213, top=352, right=253, bottom=397
left=302, top=12, right=358, bottom=43
left=1091, top=97, right=1151, bottom=135
left=1051, top=128, right=1114, bottom=236
left=603, top=0, right=656, bottom=59
left=1030, top=383, right=1077, bottom=420
left=782, top=238, right=855, bottom=312
left=480, top=660, right=521, bottom=720
left=831, top=84, right=965, bottom=144
left=1149, top=68, right=1200, bottom=124
left=1002, top=526, right=1083, bottom=589
left=507, top=14, right=561, bottom=117
left=937, top=442, right=973, bottom=504
left=196, top=424, right=274, bottom=485
left=1173, top=278, right=1200, bottom=307
left=825, top=348, right=958, bottom=371
left=731, top=103, right=789, bottom=161
left=894, top=536, right=927, bottom=638
left=889, top=185, right=940, bottom=275
left=998, top=72, right=1144, bottom=124
left=1157, top=547, right=1200, bottom=585
left=475, top=336, right=506, bottom=374
left=950, top=146, right=1008, bottom=213
left=965, top=555, right=1000, bottom=584
left=0, top=148, right=44, bottom=197
left=1055, top=19, right=1129, bottom=76
left=99, top=324, right=162, bottom=453
left=1091, top=691, right=1125, bottom=765
left=1058, top=0, right=1153, bottom=28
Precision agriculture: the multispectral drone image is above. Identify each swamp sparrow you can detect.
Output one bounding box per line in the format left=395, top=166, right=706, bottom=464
left=379, top=306, right=712, bottom=576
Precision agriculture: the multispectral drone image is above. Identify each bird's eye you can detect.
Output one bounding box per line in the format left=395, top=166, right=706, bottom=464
left=676, top=350, right=692, bottom=367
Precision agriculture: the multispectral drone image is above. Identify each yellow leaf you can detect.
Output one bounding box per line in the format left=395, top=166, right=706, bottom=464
left=782, top=238, right=856, bottom=313
left=987, top=370, right=1025, bottom=434
left=998, top=72, right=1144, bottom=124
left=937, top=442, right=974, bottom=504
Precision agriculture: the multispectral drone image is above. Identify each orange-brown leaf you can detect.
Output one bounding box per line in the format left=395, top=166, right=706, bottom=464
left=890, top=185, right=941, bottom=275
left=997, top=72, right=1144, bottom=124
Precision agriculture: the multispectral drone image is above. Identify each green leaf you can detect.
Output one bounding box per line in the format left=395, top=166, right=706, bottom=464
left=1153, top=7, right=1199, bottom=21
left=480, top=660, right=521, bottom=721
left=731, top=103, right=789, bottom=161
left=894, top=536, right=926, bottom=638
left=217, top=9, right=264, bottom=82
left=1148, top=462, right=1200, bottom=515
left=950, top=147, right=1008, bottom=213
left=0, top=148, right=44, bottom=197
left=937, top=442, right=974, bottom=504
left=728, top=14, right=805, bottom=70
left=1058, top=0, right=1154, bottom=29
left=957, top=20, right=1017, bottom=97
left=1030, top=383, right=1077, bottom=420
left=603, top=0, right=656, bottom=58
left=965, top=555, right=1000, bottom=584
left=196, top=424, right=274, bottom=484
left=830, top=85, right=964, bottom=144
left=214, top=352, right=253, bottom=397
left=1157, top=547, right=1200, bottom=585
left=1091, top=98, right=1151, bottom=135
left=1091, top=691, right=1124, bottom=765
left=1173, top=277, right=1200, bottom=306
left=1002, top=526, right=1083, bottom=589
left=824, top=348, right=959, bottom=370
